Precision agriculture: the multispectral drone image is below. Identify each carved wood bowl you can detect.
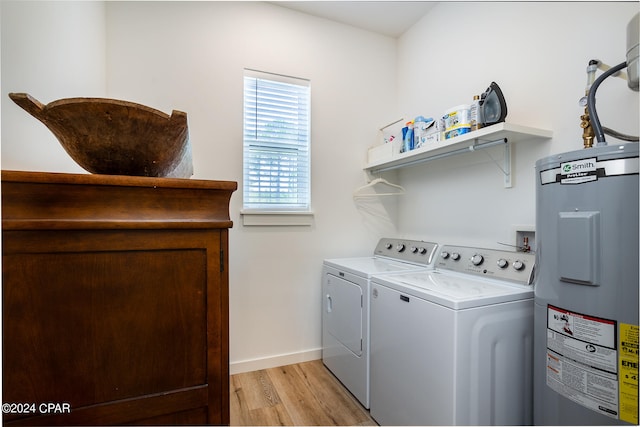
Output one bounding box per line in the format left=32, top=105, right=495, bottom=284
left=9, top=93, right=193, bottom=177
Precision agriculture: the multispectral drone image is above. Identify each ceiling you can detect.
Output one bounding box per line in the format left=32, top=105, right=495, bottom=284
left=271, top=1, right=437, bottom=38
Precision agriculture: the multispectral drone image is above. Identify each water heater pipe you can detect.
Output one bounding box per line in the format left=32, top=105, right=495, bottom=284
left=580, top=60, right=599, bottom=148
left=586, top=61, right=628, bottom=146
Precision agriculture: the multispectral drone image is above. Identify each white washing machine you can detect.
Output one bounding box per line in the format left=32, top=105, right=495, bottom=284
left=322, top=238, right=438, bottom=409
left=369, top=245, right=536, bottom=426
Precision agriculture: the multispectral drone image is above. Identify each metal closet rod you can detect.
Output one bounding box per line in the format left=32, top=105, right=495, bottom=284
left=370, top=137, right=509, bottom=174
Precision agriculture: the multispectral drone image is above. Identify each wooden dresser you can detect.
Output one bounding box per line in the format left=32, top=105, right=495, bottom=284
left=1, top=170, right=236, bottom=426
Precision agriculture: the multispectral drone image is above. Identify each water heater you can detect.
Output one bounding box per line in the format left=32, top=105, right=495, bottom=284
left=533, top=143, right=639, bottom=424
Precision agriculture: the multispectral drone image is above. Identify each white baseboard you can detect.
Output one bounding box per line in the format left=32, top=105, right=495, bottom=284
left=230, top=348, right=322, bottom=375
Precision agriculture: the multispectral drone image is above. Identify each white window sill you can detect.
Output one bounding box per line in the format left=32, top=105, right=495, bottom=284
left=240, top=210, right=314, bottom=226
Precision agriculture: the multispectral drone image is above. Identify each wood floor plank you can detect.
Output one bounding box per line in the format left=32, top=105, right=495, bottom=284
left=230, top=371, right=293, bottom=426
left=240, top=369, right=282, bottom=410
left=267, top=363, right=336, bottom=426
left=298, top=361, right=375, bottom=426
left=246, top=404, right=295, bottom=426
left=230, top=360, right=377, bottom=426
left=230, top=374, right=252, bottom=425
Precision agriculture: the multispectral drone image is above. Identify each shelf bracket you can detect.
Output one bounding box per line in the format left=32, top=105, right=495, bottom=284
left=504, top=140, right=512, bottom=188
left=472, top=137, right=512, bottom=188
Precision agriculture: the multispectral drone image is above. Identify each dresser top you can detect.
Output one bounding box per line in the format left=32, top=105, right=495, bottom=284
left=2, top=170, right=237, bottom=230
left=2, top=169, right=237, bottom=190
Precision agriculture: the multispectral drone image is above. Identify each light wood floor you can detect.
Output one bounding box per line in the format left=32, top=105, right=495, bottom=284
left=230, top=360, right=377, bottom=426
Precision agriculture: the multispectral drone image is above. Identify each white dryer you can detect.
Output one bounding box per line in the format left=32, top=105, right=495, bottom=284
left=369, top=245, right=536, bottom=426
left=322, top=238, right=438, bottom=409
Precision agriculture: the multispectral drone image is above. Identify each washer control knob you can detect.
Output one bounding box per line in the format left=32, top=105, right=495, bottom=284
left=396, top=244, right=406, bottom=252
left=385, top=243, right=393, bottom=250
left=418, top=247, right=427, bottom=255
left=410, top=246, right=419, bottom=253
left=471, top=254, right=484, bottom=266
left=497, top=259, right=509, bottom=269
left=440, top=251, right=450, bottom=259
left=451, top=252, right=461, bottom=261
left=513, top=260, right=526, bottom=271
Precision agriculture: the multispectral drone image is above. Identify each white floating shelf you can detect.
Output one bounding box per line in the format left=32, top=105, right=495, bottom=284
left=364, top=122, right=553, bottom=187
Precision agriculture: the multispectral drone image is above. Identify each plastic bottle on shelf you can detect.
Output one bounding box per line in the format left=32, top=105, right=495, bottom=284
left=402, top=120, right=414, bottom=153
left=413, top=116, right=429, bottom=149
left=470, top=95, right=483, bottom=131
left=437, top=118, right=446, bottom=141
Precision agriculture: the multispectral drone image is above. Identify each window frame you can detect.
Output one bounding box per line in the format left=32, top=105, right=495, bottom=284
left=240, top=69, right=313, bottom=226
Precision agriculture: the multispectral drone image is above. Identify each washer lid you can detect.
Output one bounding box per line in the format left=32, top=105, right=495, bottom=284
left=324, top=256, right=430, bottom=278
left=372, top=270, right=533, bottom=309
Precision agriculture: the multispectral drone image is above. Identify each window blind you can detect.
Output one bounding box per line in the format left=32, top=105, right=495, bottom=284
left=243, top=70, right=311, bottom=211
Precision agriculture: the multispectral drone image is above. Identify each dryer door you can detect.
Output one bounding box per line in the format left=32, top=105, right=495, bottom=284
left=325, top=274, right=363, bottom=356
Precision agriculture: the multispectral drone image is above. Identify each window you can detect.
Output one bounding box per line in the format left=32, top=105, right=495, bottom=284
left=242, top=69, right=311, bottom=223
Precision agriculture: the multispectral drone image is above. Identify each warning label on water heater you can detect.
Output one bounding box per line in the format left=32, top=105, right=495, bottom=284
left=545, top=305, right=620, bottom=419
left=619, top=324, right=639, bottom=424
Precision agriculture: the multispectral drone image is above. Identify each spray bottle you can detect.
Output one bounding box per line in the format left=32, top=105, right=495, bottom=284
left=402, top=120, right=414, bottom=153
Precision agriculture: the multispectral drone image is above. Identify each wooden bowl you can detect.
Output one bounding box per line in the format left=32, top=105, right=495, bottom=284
left=9, top=93, right=193, bottom=178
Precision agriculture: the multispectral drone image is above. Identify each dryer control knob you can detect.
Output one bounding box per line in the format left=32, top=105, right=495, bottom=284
left=441, top=251, right=450, bottom=259
left=418, top=247, right=427, bottom=255
left=513, top=260, right=525, bottom=271
left=396, top=244, right=406, bottom=252
left=385, top=243, right=393, bottom=250
left=497, top=259, right=508, bottom=269
left=410, top=246, right=418, bottom=253
left=451, top=252, right=461, bottom=261
left=471, top=254, right=484, bottom=266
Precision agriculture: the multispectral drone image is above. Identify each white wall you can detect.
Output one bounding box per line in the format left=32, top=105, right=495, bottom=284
left=393, top=2, right=639, bottom=248
left=1, top=1, right=106, bottom=172
left=105, top=2, right=399, bottom=371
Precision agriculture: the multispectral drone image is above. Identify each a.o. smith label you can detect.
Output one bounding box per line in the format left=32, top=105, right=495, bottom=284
left=561, top=157, right=598, bottom=184
left=539, top=156, right=639, bottom=186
